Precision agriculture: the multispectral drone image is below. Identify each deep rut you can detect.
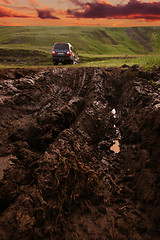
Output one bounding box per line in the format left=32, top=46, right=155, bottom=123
left=0, top=66, right=159, bottom=240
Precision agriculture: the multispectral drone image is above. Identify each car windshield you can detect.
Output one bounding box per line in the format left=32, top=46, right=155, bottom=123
left=54, top=43, right=69, bottom=50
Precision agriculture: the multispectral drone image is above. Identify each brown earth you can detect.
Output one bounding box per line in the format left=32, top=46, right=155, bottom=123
left=0, top=66, right=160, bottom=240
left=0, top=49, right=50, bottom=66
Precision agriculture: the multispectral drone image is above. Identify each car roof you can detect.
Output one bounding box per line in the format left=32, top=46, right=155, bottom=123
left=54, top=42, right=71, bottom=45
left=54, top=42, right=72, bottom=47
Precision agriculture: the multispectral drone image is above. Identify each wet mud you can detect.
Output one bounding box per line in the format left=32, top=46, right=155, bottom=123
left=0, top=66, right=160, bottom=239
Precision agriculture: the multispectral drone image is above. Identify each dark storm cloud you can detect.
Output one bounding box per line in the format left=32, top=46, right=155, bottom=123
left=67, top=0, right=160, bottom=21
left=36, top=8, right=60, bottom=19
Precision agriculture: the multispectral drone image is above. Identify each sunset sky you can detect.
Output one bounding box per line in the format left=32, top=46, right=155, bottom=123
left=0, top=0, right=160, bottom=27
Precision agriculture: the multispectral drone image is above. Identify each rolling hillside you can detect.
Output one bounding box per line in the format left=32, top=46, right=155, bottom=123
left=0, top=26, right=160, bottom=67
left=0, top=26, right=160, bottom=55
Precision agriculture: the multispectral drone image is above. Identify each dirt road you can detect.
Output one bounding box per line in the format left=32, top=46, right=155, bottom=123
left=0, top=66, right=159, bottom=239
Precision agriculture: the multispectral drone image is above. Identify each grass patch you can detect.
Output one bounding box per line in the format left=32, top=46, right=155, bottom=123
left=78, top=54, right=160, bottom=68
left=0, top=50, right=159, bottom=70
left=0, top=53, right=160, bottom=69
left=137, top=55, right=160, bottom=69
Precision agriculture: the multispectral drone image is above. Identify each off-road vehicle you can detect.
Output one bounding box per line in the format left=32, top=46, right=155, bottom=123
left=52, top=42, right=79, bottom=65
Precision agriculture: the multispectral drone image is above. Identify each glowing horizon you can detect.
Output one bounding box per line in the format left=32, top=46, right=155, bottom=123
left=0, top=0, right=160, bottom=27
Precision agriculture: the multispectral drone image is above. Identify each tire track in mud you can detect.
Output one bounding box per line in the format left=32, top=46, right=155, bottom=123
left=0, top=66, right=160, bottom=239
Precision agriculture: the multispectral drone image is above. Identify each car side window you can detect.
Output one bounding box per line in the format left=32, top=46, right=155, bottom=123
left=72, top=47, right=76, bottom=53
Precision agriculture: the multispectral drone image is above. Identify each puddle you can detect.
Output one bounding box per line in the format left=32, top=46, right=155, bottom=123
left=110, top=140, right=120, bottom=153
left=111, top=108, right=121, bottom=139
left=111, top=108, right=121, bottom=154
left=111, top=108, right=116, bottom=118
left=0, top=155, right=13, bottom=180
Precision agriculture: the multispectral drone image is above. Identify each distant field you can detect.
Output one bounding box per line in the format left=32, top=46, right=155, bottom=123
left=0, top=26, right=160, bottom=68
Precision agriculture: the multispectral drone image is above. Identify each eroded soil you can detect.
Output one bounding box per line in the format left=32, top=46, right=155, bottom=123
left=0, top=66, right=160, bottom=240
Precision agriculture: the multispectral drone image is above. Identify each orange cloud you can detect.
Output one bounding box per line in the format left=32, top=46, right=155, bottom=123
left=0, top=5, right=60, bottom=20
left=11, top=0, right=19, bottom=4
left=0, top=0, right=20, bottom=4
left=0, top=6, right=33, bottom=17
left=1, top=0, right=10, bottom=4
left=68, top=0, right=84, bottom=7
left=27, top=0, right=39, bottom=6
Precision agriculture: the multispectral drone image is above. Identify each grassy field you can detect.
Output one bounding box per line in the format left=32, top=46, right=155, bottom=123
left=0, top=26, right=160, bottom=68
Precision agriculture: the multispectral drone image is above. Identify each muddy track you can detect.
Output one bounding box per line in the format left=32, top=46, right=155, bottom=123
left=0, top=66, right=160, bottom=240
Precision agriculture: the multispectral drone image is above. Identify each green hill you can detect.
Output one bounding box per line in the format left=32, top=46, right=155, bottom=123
left=0, top=26, right=160, bottom=67
left=0, top=26, right=160, bottom=55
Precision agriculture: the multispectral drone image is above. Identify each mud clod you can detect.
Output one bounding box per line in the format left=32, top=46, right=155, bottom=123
left=0, top=67, right=160, bottom=239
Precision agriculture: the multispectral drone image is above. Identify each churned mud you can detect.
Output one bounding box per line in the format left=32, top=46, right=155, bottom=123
left=0, top=66, right=160, bottom=240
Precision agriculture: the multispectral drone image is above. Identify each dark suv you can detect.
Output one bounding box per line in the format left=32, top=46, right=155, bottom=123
left=52, top=42, right=79, bottom=65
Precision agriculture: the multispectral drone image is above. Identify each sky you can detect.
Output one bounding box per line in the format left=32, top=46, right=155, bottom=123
left=0, top=0, right=160, bottom=27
